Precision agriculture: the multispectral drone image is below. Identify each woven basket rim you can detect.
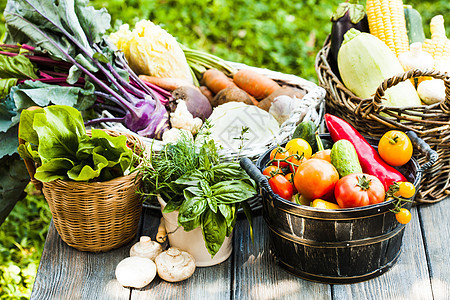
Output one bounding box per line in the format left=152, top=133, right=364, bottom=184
left=97, top=62, right=327, bottom=160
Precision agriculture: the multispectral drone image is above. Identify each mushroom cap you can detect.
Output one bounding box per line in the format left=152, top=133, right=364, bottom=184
left=115, top=256, right=157, bottom=288
left=155, top=247, right=196, bottom=282
left=130, top=236, right=163, bottom=261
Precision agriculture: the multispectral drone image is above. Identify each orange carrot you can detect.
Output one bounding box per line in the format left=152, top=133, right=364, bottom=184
left=202, top=68, right=237, bottom=94
left=139, top=75, right=194, bottom=91
left=233, top=69, right=281, bottom=99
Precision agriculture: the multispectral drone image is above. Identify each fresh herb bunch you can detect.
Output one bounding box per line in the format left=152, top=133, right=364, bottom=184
left=140, top=135, right=256, bottom=257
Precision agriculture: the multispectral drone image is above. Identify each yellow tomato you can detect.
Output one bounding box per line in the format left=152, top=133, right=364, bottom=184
left=311, top=199, right=341, bottom=210
left=285, top=138, right=312, bottom=159
left=378, top=131, right=413, bottom=166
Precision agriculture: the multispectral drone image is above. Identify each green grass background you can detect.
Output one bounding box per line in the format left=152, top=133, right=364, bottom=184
left=0, top=0, right=449, bottom=298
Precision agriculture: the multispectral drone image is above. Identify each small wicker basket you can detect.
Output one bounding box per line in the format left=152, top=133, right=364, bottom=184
left=315, top=37, right=450, bottom=204
left=21, top=129, right=146, bottom=252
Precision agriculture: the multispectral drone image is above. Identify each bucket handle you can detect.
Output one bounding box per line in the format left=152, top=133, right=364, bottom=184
left=240, top=157, right=277, bottom=198
left=406, top=131, right=438, bottom=173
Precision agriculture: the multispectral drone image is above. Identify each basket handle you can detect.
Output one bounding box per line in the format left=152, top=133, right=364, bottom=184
left=406, top=131, right=439, bottom=173
left=239, top=157, right=278, bottom=198
left=373, top=68, right=450, bottom=111
left=18, top=106, right=43, bottom=191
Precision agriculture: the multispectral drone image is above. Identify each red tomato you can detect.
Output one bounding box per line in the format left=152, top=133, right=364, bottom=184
left=287, top=155, right=306, bottom=173
left=293, top=159, right=339, bottom=200
left=270, top=147, right=290, bottom=168
left=263, top=165, right=282, bottom=178
left=284, top=173, right=297, bottom=194
left=335, top=173, right=385, bottom=208
left=269, top=174, right=294, bottom=200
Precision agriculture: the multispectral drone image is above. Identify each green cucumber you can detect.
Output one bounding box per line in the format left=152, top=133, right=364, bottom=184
left=292, top=121, right=317, bottom=152
left=330, top=139, right=362, bottom=177
left=404, top=5, right=425, bottom=44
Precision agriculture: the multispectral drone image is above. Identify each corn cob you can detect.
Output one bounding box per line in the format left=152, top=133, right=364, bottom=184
left=366, top=0, right=409, bottom=56
left=422, top=15, right=450, bottom=73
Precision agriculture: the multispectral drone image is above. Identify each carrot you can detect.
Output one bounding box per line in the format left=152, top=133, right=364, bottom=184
left=201, top=68, right=237, bottom=94
left=139, top=75, right=194, bottom=91
left=233, top=69, right=281, bottom=99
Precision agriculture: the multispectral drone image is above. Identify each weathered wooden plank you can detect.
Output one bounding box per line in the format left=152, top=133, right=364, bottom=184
left=332, top=207, right=433, bottom=300
left=31, top=220, right=133, bottom=300
left=233, top=215, right=332, bottom=300
left=131, top=208, right=232, bottom=300
left=419, top=196, right=450, bottom=300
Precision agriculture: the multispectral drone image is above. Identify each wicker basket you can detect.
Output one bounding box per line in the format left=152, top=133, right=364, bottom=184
left=315, top=37, right=450, bottom=204
left=21, top=129, right=147, bottom=252
left=99, top=61, right=326, bottom=161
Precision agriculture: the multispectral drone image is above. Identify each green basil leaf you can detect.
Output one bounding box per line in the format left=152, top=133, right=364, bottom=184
left=178, top=195, right=207, bottom=230
left=173, top=169, right=204, bottom=186
left=185, top=185, right=204, bottom=198
left=218, top=204, right=236, bottom=228
left=206, top=196, right=218, bottom=213
left=212, top=180, right=257, bottom=204
left=199, top=180, right=212, bottom=197
left=34, top=157, right=74, bottom=182
left=201, top=208, right=227, bottom=257
left=163, top=199, right=183, bottom=213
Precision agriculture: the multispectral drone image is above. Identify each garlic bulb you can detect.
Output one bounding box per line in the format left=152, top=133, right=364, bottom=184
left=155, top=247, right=196, bottom=282
left=130, top=236, right=163, bottom=261
left=398, top=42, right=434, bottom=72
left=115, top=257, right=157, bottom=288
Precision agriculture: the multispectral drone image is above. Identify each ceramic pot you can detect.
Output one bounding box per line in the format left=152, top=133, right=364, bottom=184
left=157, top=196, right=233, bottom=267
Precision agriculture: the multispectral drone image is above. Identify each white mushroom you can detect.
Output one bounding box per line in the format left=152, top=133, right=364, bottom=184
left=115, top=257, right=157, bottom=289
left=130, top=236, right=163, bottom=261
left=155, top=247, right=196, bottom=282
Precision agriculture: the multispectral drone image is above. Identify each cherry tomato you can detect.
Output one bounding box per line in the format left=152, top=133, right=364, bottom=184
left=335, top=173, right=385, bottom=208
left=287, top=154, right=306, bottom=173
left=269, top=174, right=294, bottom=200
left=293, top=159, right=339, bottom=200
left=311, top=149, right=332, bottom=163
left=396, top=208, right=412, bottom=224
left=285, top=138, right=312, bottom=159
left=284, top=173, right=297, bottom=193
left=395, top=182, right=416, bottom=198
left=263, top=165, right=282, bottom=178
left=311, top=199, right=341, bottom=210
left=270, top=147, right=290, bottom=168
left=378, top=131, right=413, bottom=166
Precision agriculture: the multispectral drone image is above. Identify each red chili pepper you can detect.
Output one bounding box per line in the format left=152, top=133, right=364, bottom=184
left=325, top=114, right=406, bottom=190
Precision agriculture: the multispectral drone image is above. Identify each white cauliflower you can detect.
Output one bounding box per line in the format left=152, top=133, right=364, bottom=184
left=162, top=128, right=193, bottom=144
left=109, top=20, right=193, bottom=83
left=170, top=100, right=203, bottom=134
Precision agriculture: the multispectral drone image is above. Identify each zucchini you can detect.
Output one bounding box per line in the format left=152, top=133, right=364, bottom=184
left=404, top=5, right=426, bottom=44
left=292, top=121, right=317, bottom=152
left=330, top=139, right=362, bottom=177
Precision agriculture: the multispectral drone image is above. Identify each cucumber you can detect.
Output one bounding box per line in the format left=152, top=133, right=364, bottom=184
left=404, top=5, right=425, bottom=44
left=292, top=121, right=317, bottom=152
left=330, top=139, right=362, bottom=177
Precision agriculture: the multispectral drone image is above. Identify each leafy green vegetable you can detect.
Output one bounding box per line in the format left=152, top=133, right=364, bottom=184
left=11, top=80, right=96, bottom=112
left=18, top=105, right=134, bottom=182
left=0, top=54, right=38, bottom=80
left=140, top=136, right=256, bottom=257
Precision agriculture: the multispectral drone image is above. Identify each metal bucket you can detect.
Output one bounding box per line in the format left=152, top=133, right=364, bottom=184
left=240, top=132, right=437, bottom=284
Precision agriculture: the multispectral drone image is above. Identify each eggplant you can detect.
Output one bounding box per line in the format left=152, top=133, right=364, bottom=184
left=329, top=0, right=370, bottom=80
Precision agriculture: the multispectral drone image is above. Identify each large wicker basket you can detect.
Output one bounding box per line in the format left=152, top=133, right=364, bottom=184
left=21, top=129, right=147, bottom=252
left=315, top=37, right=450, bottom=204
left=99, top=61, right=326, bottom=161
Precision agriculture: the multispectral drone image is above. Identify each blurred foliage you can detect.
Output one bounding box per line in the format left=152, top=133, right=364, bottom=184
left=0, top=184, right=50, bottom=299
left=0, top=0, right=449, bottom=299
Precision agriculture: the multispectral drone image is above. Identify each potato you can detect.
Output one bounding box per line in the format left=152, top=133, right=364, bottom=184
left=257, top=86, right=307, bottom=112
left=211, top=86, right=253, bottom=107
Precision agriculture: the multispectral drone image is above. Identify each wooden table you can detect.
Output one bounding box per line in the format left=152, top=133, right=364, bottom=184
left=31, top=197, right=449, bottom=300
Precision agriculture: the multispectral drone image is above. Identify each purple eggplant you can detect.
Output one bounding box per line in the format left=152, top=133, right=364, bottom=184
left=329, top=0, right=370, bottom=79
